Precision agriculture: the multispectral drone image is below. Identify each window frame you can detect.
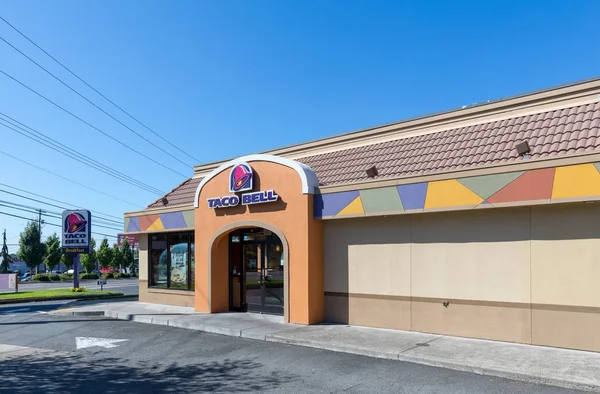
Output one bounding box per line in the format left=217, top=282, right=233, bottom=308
left=149, top=231, right=194, bottom=291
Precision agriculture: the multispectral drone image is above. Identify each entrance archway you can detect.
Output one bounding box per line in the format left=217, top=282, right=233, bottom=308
left=229, top=228, right=284, bottom=315
left=208, top=221, right=290, bottom=322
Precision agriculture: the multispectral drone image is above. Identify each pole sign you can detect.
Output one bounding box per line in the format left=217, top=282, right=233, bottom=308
left=61, top=210, right=92, bottom=254
left=206, top=162, right=279, bottom=209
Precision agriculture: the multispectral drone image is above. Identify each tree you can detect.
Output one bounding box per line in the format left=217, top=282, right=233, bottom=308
left=61, top=253, right=74, bottom=270
left=0, top=230, right=12, bottom=274
left=121, top=239, right=136, bottom=274
left=17, top=221, right=46, bottom=274
left=80, top=238, right=97, bottom=273
left=43, top=233, right=61, bottom=273
left=110, top=243, right=123, bottom=272
left=97, top=238, right=113, bottom=270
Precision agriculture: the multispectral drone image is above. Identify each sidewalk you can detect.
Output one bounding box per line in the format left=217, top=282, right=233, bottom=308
left=51, top=301, right=600, bottom=392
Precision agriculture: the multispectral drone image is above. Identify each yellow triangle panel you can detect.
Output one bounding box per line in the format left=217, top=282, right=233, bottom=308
left=425, top=179, right=483, bottom=209
left=147, top=218, right=164, bottom=231
left=336, top=196, right=364, bottom=216
left=552, top=163, right=600, bottom=199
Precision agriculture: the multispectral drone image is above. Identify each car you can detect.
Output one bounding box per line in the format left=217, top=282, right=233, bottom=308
left=54, top=270, right=63, bottom=275
left=20, top=272, right=32, bottom=281
left=67, top=269, right=74, bottom=274
left=91, top=270, right=101, bottom=275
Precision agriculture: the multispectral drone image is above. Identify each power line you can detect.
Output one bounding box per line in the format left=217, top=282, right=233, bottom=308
left=0, top=210, right=117, bottom=238
left=0, top=182, right=123, bottom=221
left=0, top=68, right=189, bottom=178
left=0, top=15, right=200, bottom=164
left=0, top=113, right=165, bottom=195
left=0, top=33, right=195, bottom=168
left=0, top=149, right=139, bottom=207
left=0, top=201, right=123, bottom=232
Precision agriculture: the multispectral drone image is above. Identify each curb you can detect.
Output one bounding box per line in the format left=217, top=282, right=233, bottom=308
left=0, top=293, right=130, bottom=305
left=48, top=309, right=600, bottom=393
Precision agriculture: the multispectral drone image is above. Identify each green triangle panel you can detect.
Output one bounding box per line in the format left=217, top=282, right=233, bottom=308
left=359, top=187, right=404, bottom=213
left=593, top=163, right=600, bottom=174
left=124, top=217, right=130, bottom=232
left=182, top=210, right=195, bottom=228
left=457, top=171, right=525, bottom=200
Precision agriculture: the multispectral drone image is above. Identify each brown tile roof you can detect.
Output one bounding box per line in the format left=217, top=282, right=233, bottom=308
left=147, top=177, right=201, bottom=209
left=146, top=101, right=600, bottom=209
left=299, top=101, right=600, bottom=186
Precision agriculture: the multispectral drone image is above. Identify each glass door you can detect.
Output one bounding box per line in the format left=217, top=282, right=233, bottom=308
left=261, top=243, right=284, bottom=315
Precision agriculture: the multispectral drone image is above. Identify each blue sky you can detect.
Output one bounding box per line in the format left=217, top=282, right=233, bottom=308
left=1, top=0, right=599, bottom=252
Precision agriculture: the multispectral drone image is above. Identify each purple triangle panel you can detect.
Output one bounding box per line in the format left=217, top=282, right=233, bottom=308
left=127, top=217, right=140, bottom=232
left=314, top=190, right=360, bottom=217
left=397, top=182, right=428, bottom=210
left=160, top=211, right=187, bottom=229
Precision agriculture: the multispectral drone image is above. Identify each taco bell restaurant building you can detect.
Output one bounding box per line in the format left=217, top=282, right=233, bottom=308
left=124, top=78, right=600, bottom=352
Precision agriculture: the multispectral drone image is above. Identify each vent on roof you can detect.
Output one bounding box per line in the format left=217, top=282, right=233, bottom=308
left=366, top=165, right=378, bottom=178
left=515, top=141, right=531, bottom=159
left=162, top=197, right=169, bottom=206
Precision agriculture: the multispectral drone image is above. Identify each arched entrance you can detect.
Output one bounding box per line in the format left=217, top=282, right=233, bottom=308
left=228, top=228, right=284, bottom=315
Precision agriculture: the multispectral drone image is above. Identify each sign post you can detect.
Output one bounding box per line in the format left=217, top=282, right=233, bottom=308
left=61, top=210, right=91, bottom=290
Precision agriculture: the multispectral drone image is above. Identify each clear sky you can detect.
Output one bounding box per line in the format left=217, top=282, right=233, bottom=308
left=1, top=0, right=599, bottom=252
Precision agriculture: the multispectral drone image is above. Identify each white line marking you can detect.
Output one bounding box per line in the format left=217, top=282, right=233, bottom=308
left=1, top=308, right=30, bottom=313
left=75, top=337, right=129, bottom=350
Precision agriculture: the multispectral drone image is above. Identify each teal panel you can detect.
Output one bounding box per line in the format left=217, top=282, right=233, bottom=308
left=124, top=217, right=130, bottom=232
left=359, top=187, right=404, bottom=213
left=182, top=210, right=195, bottom=228
left=457, top=171, right=525, bottom=200
left=593, top=163, right=600, bottom=174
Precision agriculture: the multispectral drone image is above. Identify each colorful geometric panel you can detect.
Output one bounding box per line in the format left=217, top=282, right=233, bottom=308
left=146, top=218, right=164, bottom=231
left=359, top=187, right=403, bottom=213
left=160, top=211, right=187, bottom=229
left=424, top=179, right=483, bottom=209
left=397, top=182, right=428, bottom=210
left=126, top=216, right=140, bottom=232
left=458, top=171, right=524, bottom=200
left=337, top=196, right=364, bottom=216
left=487, top=168, right=555, bottom=203
left=182, top=210, right=195, bottom=228
left=138, top=215, right=159, bottom=231
left=314, top=190, right=360, bottom=217
left=124, top=217, right=130, bottom=232
left=552, top=164, right=600, bottom=199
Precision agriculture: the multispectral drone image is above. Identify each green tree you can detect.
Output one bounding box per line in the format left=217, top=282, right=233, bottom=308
left=80, top=238, right=97, bottom=273
left=43, top=233, right=61, bottom=273
left=97, top=238, right=113, bottom=270
left=121, top=239, right=136, bottom=274
left=17, top=221, right=46, bottom=274
left=110, top=243, right=123, bottom=272
left=0, top=230, right=12, bottom=274
left=61, top=253, right=74, bottom=270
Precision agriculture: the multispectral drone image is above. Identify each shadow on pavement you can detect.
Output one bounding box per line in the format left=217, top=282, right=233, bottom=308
left=3, top=351, right=295, bottom=393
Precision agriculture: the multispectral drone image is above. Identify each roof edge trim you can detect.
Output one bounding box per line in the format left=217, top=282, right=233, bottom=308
left=193, top=154, right=318, bottom=208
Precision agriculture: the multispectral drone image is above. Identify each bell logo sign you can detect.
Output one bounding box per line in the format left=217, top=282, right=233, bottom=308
left=207, top=162, right=279, bottom=209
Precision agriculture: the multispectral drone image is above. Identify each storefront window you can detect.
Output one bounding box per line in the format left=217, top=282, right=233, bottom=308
left=149, top=231, right=194, bottom=290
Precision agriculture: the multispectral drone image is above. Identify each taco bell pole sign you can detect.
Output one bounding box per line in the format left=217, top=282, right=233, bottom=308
left=61, top=210, right=92, bottom=254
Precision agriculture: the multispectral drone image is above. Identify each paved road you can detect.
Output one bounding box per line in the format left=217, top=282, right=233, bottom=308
left=0, top=302, right=582, bottom=394
left=15, top=278, right=139, bottom=295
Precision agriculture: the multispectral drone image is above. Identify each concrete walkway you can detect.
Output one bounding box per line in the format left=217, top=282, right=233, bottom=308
left=51, top=301, right=600, bottom=392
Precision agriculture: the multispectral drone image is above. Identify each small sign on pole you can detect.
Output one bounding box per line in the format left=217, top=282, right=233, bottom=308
left=62, top=210, right=92, bottom=290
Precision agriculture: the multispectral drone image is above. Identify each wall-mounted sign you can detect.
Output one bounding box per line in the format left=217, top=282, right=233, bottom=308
left=117, top=234, right=139, bottom=248
left=61, top=210, right=92, bottom=254
left=207, top=163, right=279, bottom=209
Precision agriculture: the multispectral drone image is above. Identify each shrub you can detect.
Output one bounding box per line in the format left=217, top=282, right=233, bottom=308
left=80, top=273, right=99, bottom=280
left=102, top=272, right=114, bottom=279
left=32, top=274, right=50, bottom=282
left=60, top=273, right=74, bottom=281
left=70, top=286, right=86, bottom=292
left=48, top=274, right=61, bottom=281
left=114, top=272, right=131, bottom=279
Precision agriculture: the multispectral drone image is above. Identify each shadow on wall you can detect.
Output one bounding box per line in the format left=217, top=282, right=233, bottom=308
left=323, top=203, right=600, bottom=325
left=3, top=351, right=296, bottom=394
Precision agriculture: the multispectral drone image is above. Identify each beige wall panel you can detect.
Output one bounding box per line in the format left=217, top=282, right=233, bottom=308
left=532, top=306, right=600, bottom=352
left=411, top=209, right=531, bottom=303
left=412, top=299, right=532, bottom=343
left=138, top=234, right=148, bottom=281
left=139, top=280, right=195, bottom=307
left=323, top=216, right=410, bottom=295
left=531, top=204, right=600, bottom=307
left=324, top=294, right=410, bottom=330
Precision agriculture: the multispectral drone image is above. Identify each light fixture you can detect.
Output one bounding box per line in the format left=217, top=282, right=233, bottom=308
left=366, top=165, right=378, bottom=178
left=275, top=244, right=281, bottom=252
left=515, top=141, right=531, bottom=158
left=162, top=197, right=169, bottom=206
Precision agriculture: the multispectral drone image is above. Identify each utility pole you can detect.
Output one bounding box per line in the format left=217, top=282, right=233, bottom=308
left=37, top=209, right=42, bottom=274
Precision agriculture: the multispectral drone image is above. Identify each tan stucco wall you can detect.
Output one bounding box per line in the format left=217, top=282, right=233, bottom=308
left=323, top=203, right=600, bottom=351
left=138, top=234, right=148, bottom=282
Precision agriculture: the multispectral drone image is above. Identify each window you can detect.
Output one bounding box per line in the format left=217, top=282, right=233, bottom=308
left=149, top=231, right=194, bottom=290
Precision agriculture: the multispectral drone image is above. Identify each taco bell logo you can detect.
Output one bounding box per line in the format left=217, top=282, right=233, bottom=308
left=65, top=213, right=87, bottom=233
left=61, top=210, right=92, bottom=254
left=230, top=163, right=253, bottom=193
